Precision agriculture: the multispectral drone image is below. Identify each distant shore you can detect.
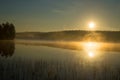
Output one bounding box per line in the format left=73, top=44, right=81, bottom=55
left=16, top=30, right=120, bottom=43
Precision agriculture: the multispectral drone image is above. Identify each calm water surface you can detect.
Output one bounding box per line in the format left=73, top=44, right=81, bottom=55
left=14, top=44, right=120, bottom=66
left=0, top=41, right=120, bottom=80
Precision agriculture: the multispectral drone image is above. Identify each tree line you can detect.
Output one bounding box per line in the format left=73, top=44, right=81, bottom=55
left=0, top=22, right=15, bottom=40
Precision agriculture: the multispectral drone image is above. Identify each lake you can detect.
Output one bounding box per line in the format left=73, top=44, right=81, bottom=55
left=0, top=40, right=120, bottom=80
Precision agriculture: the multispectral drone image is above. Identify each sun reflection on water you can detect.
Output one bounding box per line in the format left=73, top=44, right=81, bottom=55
left=88, top=51, right=95, bottom=58
left=82, top=42, right=101, bottom=58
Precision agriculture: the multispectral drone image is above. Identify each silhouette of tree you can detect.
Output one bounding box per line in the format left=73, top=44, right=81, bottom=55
left=2, top=22, right=9, bottom=39
left=0, top=22, right=15, bottom=40
left=0, top=25, right=2, bottom=39
left=9, top=23, right=16, bottom=39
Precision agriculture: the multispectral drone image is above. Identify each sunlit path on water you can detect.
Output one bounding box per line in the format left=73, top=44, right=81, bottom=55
left=81, top=42, right=102, bottom=59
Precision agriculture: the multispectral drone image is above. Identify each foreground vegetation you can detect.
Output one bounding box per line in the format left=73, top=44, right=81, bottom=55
left=0, top=58, right=120, bottom=80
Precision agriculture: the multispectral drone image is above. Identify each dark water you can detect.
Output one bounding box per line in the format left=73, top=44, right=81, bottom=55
left=0, top=41, right=120, bottom=80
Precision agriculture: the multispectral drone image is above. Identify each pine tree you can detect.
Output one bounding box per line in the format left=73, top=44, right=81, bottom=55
left=0, top=22, right=15, bottom=40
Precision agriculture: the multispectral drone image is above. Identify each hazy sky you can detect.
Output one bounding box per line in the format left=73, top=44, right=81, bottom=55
left=0, top=0, right=120, bottom=32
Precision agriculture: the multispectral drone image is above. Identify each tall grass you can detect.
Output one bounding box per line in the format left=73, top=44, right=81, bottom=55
left=0, top=58, right=119, bottom=80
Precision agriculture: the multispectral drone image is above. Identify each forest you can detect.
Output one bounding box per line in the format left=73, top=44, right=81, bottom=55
left=0, top=22, right=15, bottom=40
left=16, top=30, right=120, bottom=43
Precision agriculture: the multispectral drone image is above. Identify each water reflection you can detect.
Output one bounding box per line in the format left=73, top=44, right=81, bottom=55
left=0, top=41, right=120, bottom=80
left=16, top=40, right=120, bottom=52
left=82, top=42, right=101, bottom=59
left=0, top=41, right=15, bottom=58
left=88, top=51, right=95, bottom=58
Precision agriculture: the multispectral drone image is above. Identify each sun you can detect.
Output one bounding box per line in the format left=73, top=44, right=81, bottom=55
left=88, top=22, right=95, bottom=29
